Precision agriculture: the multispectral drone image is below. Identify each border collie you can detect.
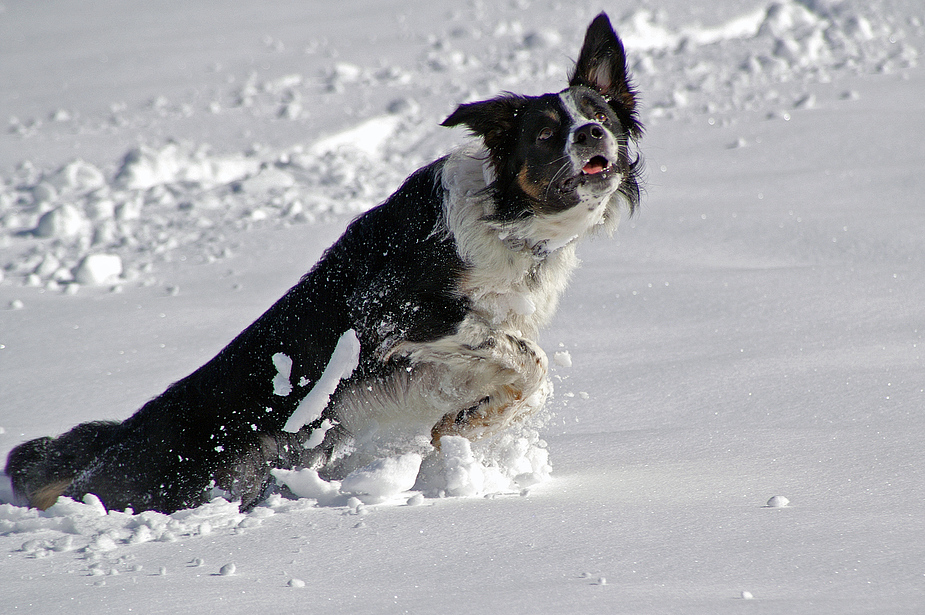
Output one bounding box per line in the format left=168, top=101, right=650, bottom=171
left=5, top=13, right=642, bottom=514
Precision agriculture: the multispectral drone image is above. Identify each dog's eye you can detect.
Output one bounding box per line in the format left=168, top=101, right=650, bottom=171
left=537, top=127, right=554, bottom=141
left=594, top=111, right=608, bottom=123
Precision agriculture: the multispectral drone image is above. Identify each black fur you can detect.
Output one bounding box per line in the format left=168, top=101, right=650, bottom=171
left=8, top=162, right=467, bottom=513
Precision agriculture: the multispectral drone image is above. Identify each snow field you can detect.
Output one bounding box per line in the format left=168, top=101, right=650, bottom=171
left=1, top=0, right=924, bottom=613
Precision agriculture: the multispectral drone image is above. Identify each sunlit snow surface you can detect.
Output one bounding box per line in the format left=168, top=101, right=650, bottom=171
left=1, top=0, right=924, bottom=613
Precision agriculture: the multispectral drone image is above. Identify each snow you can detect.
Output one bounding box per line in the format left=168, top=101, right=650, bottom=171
left=766, top=495, right=791, bottom=508
left=2, top=0, right=925, bottom=612
left=73, top=253, right=123, bottom=286
left=282, top=328, right=360, bottom=433
left=271, top=352, right=294, bottom=397
left=339, top=452, right=423, bottom=503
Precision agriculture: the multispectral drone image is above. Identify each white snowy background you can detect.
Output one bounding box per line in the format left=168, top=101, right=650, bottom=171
left=1, top=0, right=924, bottom=612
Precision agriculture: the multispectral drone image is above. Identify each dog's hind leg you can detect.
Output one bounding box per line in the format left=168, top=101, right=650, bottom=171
left=217, top=423, right=350, bottom=511
left=4, top=420, right=122, bottom=510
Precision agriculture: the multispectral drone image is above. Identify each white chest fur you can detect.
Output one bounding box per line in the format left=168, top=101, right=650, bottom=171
left=440, top=145, right=595, bottom=338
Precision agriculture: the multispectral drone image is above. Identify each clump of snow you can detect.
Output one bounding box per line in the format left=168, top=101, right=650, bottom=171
left=766, top=495, right=790, bottom=508
left=340, top=452, right=423, bottom=503
left=271, top=352, right=294, bottom=397
left=302, top=418, right=334, bottom=449
left=416, top=431, right=552, bottom=497
left=33, top=204, right=89, bottom=239
left=308, top=115, right=401, bottom=157
left=432, top=436, right=487, bottom=497
left=270, top=468, right=341, bottom=504
left=272, top=422, right=551, bottom=506
left=0, top=126, right=412, bottom=291
left=218, top=562, right=236, bottom=576
left=72, top=253, right=122, bottom=285
left=553, top=350, right=572, bottom=367
left=283, top=329, right=360, bottom=433
left=114, top=143, right=260, bottom=191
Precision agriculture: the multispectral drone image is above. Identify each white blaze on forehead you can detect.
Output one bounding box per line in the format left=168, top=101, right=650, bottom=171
left=557, top=89, right=619, bottom=168
left=558, top=89, right=585, bottom=127
left=283, top=329, right=361, bottom=433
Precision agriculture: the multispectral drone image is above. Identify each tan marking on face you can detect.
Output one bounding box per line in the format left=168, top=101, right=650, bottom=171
left=517, top=163, right=546, bottom=201
left=542, top=108, right=560, bottom=122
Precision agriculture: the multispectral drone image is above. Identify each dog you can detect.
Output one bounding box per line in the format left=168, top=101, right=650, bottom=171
left=5, top=13, right=642, bottom=514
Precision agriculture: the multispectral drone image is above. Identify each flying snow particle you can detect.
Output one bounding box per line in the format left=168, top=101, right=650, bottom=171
left=553, top=350, right=572, bottom=367
left=271, top=352, right=294, bottom=396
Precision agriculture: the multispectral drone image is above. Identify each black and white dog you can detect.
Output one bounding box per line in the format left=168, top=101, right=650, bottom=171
left=5, top=13, right=642, bottom=514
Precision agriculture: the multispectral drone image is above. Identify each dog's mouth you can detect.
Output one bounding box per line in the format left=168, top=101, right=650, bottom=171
left=560, top=155, right=616, bottom=193
left=581, top=155, right=611, bottom=175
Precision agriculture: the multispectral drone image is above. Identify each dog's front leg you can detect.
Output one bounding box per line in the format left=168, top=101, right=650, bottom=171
left=427, top=330, right=549, bottom=446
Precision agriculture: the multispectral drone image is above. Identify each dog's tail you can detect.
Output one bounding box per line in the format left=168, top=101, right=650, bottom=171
left=4, top=421, right=122, bottom=510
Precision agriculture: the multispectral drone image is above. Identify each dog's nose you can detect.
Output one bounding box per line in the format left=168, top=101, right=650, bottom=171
left=573, top=123, right=605, bottom=145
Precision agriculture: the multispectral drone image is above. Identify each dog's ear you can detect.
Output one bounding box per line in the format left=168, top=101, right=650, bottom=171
left=570, top=13, right=641, bottom=138
left=441, top=95, right=527, bottom=157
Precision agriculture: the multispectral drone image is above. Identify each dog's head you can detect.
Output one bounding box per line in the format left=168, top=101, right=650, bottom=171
left=442, top=13, right=642, bottom=245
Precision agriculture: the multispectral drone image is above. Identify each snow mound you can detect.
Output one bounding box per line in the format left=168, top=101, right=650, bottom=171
left=340, top=452, right=423, bottom=503
left=73, top=253, right=123, bottom=285
left=416, top=432, right=552, bottom=497
left=273, top=423, right=552, bottom=505
left=0, top=495, right=248, bottom=558
left=0, top=418, right=553, bottom=561
left=270, top=468, right=341, bottom=504
left=308, top=115, right=401, bottom=157
left=0, top=131, right=414, bottom=292
left=114, top=143, right=261, bottom=191
left=621, top=0, right=918, bottom=118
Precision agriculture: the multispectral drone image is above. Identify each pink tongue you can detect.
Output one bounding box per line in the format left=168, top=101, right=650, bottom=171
left=582, top=159, right=607, bottom=174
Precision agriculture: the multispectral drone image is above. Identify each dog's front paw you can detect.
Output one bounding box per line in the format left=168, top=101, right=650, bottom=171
left=468, top=332, right=548, bottom=376
left=430, top=333, right=549, bottom=446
